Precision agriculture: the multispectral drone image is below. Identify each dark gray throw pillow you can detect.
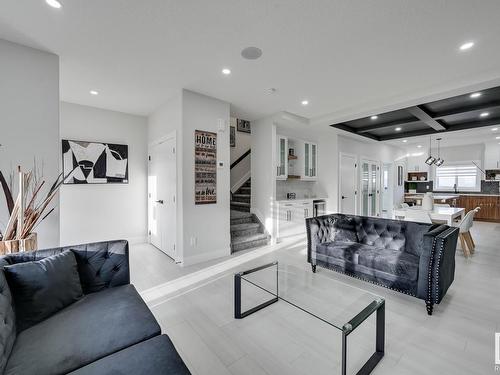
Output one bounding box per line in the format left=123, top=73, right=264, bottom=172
left=4, top=250, right=83, bottom=332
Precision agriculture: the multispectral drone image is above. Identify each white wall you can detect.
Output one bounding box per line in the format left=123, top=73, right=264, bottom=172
left=0, top=39, right=60, bottom=249
left=251, top=116, right=276, bottom=239
left=147, top=90, right=230, bottom=265
left=182, top=90, right=230, bottom=265
left=59, top=102, right=148, bottom=245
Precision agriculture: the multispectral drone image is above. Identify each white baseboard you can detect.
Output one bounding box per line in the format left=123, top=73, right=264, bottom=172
left=181, top=247, right=231, bottom=267
left=231, top=171, right=251, bottom=194
left=127, top=236, right=148, bottom=245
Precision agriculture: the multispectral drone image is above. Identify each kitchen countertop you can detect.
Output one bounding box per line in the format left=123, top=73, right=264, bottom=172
left=275, top=197, right=328, bottom=203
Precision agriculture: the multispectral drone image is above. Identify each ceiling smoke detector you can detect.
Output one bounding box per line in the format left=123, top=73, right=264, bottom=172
left=241, top=47, right=263, bottom=60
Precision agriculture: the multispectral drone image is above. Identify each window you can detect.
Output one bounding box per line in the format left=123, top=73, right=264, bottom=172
left=435, top=161, right=480, bottom=191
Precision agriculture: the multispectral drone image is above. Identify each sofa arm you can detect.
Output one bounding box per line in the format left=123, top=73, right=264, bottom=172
left=306, top=215, right=338, bottom=265
left=417, top=226, right=458, bottom=313
left=0, top=240, right=130, bottom=294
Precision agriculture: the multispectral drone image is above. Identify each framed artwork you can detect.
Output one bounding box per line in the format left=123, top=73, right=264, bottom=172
left=62, top=140, right=128, bottom=184
left=236, top=119, right=251, bottom=133
left=230, top=126, right=236, bottom=147
left=194, top=130, right=217, bottom=204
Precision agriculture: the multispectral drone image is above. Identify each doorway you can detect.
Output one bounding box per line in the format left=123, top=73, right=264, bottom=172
left=380, top=163, right=393, bottom=218
left=360, top=159, right=380, bottom=217
left=339, top=153, right=357, bottom=215
left=148, top=135, right=177, bottom=260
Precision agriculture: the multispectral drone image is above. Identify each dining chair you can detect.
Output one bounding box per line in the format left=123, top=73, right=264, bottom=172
left=400, top=203, right=410, bottom=209
left=455, top=210, right=476, bottom=257
left=466, top=206, right=481, bottom=250
left=403, top=209, right=433, bottom=224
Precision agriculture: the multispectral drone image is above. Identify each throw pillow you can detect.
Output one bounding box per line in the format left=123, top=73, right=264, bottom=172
left=4, top=250, right=83, bottom=332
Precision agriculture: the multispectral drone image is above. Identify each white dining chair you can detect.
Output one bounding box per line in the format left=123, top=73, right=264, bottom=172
left=403, top=209, right=433, bottom=224
left=400, top=203, right=410, bottom=209
left=454, top=210, right=476, bottom=257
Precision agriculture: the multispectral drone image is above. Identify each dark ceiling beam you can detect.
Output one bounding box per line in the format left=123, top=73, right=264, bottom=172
left=431, top=100, right=500, bottom=119
left=379, top=128, right=437, bottom=141
left=442, top=117, right=500, bottom=132
left=355, top=119, right=421, bottom=133
left=407, top=106, right=446, bottom=131
left=330, top=124, right=380, bottom=141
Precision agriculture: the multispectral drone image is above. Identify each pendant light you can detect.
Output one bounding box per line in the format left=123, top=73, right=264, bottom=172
left=425, top=136, right=436, bottom=165
left=435, top=138, right=444, bottom=166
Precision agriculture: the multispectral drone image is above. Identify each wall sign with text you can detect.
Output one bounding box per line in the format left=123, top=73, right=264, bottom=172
left=194, top=130, right=217, bottom=205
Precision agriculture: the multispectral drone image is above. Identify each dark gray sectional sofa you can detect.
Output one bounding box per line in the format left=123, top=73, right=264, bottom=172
left=306, top=214, right=459, bottom=315
left=0, top=240, right=191, bottom=375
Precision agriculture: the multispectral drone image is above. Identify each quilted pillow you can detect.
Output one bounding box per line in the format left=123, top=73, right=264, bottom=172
left=4, top=250, right=83, bottom=332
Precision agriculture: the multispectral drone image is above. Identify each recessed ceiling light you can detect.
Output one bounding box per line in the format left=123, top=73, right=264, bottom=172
left=395, top=127, right=402, bottom=131
left=46, top=0, right=62, bottom=8
left=89, top=90, right=99, bottom=95
left=370, top=115, right=378, bottom=120
left=480, top=112, right=490, bottom=118
left=222, top=68, right=231, bottom=75
left=301, top=100, right=309, bottom=106
left=402, top=140, right=408, bottom=143
left=470, top=92, right=481, bottom=99
left=241, top=47, right=263, bottom=60
left=417, top=145, right=422, bottom=148
left=492, top=127, right=499, bottom=131
left=496, top=136, right=500, bottom=139
left=459, top=41, right=474, bottom=51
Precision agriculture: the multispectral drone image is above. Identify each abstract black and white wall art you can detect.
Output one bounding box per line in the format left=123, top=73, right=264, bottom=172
left=62, top=140, right=129, bottom=184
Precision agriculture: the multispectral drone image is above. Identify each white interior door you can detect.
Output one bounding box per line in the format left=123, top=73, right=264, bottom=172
left=339, top=153, right=357, bottom=214
left=149, top=137, right=177, bottom=260
left=381, top=163, right=393, bottom=218
left=361, top=159, right=381, bottom=217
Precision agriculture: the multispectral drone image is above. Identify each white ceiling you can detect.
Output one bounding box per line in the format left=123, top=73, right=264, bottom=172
left=2, top=1, right=500, bottom=121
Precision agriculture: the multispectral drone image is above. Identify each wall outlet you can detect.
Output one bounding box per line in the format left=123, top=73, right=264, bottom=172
left=190, top=237, right=197, bottom=247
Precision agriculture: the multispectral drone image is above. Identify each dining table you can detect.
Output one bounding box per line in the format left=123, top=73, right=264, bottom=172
left=393, top=206, right=465, bottom=226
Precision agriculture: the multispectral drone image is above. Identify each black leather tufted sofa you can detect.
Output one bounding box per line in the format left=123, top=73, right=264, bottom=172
left=0, top=240, right=191, bottom=375
left=306, top=214, right=459, bottom=315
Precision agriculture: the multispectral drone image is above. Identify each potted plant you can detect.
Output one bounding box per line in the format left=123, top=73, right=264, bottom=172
left=0, top=166, right=67, bottom=254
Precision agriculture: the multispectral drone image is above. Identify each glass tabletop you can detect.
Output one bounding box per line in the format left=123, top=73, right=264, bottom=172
left=238, top=262, right=384, bottom=332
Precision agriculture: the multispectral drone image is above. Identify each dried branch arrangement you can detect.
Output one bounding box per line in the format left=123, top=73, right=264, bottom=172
left=0, top=166, right=67, bottom=243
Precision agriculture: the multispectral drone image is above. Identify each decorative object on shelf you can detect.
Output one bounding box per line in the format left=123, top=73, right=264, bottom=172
left=422, top=192, right=434, bottom=211
left=62, top=140, right=128, bottom=184
left=425, top=136, right=436, bottom=165
left=230, top=126, right=235, bottom=147
left=236, top=119, right=251, bottom=133
left=194, top=130, right=217, bottom=205
left=435, top=138, right=444, bottom=167
left=0, top=165, right=68, bottom=254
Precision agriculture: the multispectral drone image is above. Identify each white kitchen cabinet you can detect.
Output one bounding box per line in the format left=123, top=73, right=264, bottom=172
left=301, top=141, right=318, bottom=180
left=276, top=200, right=314, bottom=241
left=484, top=142, right=500, bottom=170
left=276, top=135, right=288, bottom=180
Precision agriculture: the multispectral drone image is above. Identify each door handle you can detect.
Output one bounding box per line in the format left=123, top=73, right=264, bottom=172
left=156, top=200, right=164, bottom=204
left=342, top=196, right=347, bottom=199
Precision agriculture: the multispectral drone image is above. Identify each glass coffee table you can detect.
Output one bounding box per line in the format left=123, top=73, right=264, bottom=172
left=234, top=262, right=385, bottom=375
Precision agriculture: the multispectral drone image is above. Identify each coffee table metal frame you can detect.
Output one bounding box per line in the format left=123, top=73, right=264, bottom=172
left=234, top=261, right=385, bottom=375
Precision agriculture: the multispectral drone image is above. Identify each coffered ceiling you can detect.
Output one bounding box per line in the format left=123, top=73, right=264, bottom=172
left=330, top=86, right=500, bottom=141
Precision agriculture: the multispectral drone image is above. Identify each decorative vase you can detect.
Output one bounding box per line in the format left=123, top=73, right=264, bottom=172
left=0, top=233, right=37, bottom=255
left=422, top=192, right=434, bottom=211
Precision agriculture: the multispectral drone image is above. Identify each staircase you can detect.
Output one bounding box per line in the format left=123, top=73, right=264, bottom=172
left=230, top=178, right=270, bottom=252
